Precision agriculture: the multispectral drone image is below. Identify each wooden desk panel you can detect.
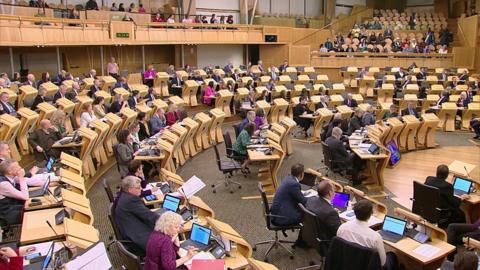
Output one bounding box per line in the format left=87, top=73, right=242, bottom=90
left=21, top=207, right=65, bottom=245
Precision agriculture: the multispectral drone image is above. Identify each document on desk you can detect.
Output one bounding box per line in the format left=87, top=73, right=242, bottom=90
left=412, top=244, right=441, bottom=258
left=181, top=175, right=206, bottom=199
left=64, top=242, right=112, bottom=270
left=184, top=251, right=216, bottom=268
left=22, top=241, right=63, bottom=256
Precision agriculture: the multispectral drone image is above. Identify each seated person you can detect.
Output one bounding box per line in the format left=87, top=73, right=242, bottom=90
left=52, top=85, right=67, bottom=103
left=79, top=103, right=97, bottom=128
left=362, top=104, right=376, bottom=126
left=149, top=108, right=167, bottom=135
left=347, top=108, right=365, bottom=135
left=0, top=92, right=16, bottom=116
left=305, top=181, right=341, bottom=241
left=337, top=200, right=399, bottom=270
left=425, top=165, right=469, bottom=226
left=92, top=96, right=107, bottom=119
left=270, top=164, right=307, bottom=226
left=30, top=86, right=46, bottom=111
left=28, top=119, right=62, bottom=161
left=401, top=101, right=420, bottom=118
left=110, top=93, right=127, bottom=114
left=203, top=81, right=216, bottom=106
left=114, top=76, right=130, bottom=90
left=232, top=123, right=254, bottom=172
left=344, top=93, right=358, bottom=108
left=126, top=160, right=158, bottom=198
left=0, top=159, right=28, bottom=225
left=323, top=118, right=343, bottom=142
left=88, top=79, right=101, bottom=98
left=116, top=130, right=136, bottom=177
left=441, top=250, right=479, bottom=270
left=114, top=176, right=160, bottom=253
left=169, top=72, right=184, bottom=96
left=383, top=104, right=399, bottom=119
left=447, top=218, right=480, bottom=249
left=0, top=246, right=23, bottom=269
left=166, top=103, right=181, bottom=126
left=127, top=90, right=140, bottom=109
left=471, top=118, right=480, bottom=140
left=144, top=212, right=197, bottom=270
left=456, top=92, right=471, bottom=108
left=293, top=96, right=313, bottom=133
left=254, top=108, right=269, bottom=131
left=326, top=127, right=364, bottom=185
left=137, top=112, right=151, bottom=141
left=315, top=95, right=329, bottom=110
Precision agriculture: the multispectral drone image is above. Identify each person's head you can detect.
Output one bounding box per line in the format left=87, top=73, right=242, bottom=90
left=121, top=175, right=142, bottom=196
left=41, top=72, right=50, bottom=82
left=129, top=121, right=140, bottom=134
left=255, top=108, right=265, bottom=118
left=0, top=141, right=11, bottom=158
left=0, top=92, right=9, bottom=103
left=0, top=158, right=21, bottom=177
left=331, top=118, right=342, bottom=128
left=389, top=104, right=398, bottom=113
left=407, top=101, right=415, bottom=109
left=333, top=112, right=342, bottom=120
left=137, top=111, right=147, bottom=122
left=154, top=211, right=183, bottom=237
left=119, top=3, right=123, bottom=8
left=332, top=126, right=343, bottom=139
left=211, top=13, right=216, bottom=18
left=82, top=103, right=92, bottom=112
left=90, top=69, right=96, bottom=76
left=93, top=96, right=104, bottom=106
left=50, top=110, right=66, bottom=127
left=353, top=199, right=373, bottom=221
left=40, top=119, right=52, bottom=130
left=72, top=81, right=80, bottom=90
left=354, top=108, right=364, bottom=118
left=94, top=79, right=100, bottom=87
left=208, top=81, right=214, bottom=88
left=0, top=78, right=5, bottom=88
left=156, top=108, right=165, bottom=117
left=460, top=92, right=467, bottom=99
left=300, top=96, right=308, bottom=104
left=167, top=103, right=177, bottom=112
left=316, top=180, right=334, bottom=200
left=291, top=163, right=305, bottom=181
left=58, top=84, right=67, bottom=95
left=129, top=3, right=134, bottom=8
left=347, top=93, right=353, bottom=100
left=111, top=3, right=116, bottom=7
left=117, top=129, right=131, bottom=144
left=244, top=123, right=255, bottom=136
left=365, top=104, right=373, bottom=113
left=246, top=110, right=256, bottom=122
left=128, top=159, right=143, bottom=176
left=132, top=90, right=139, bottom=98
left=110, top=56, right=116, bottom=63
left=453, top=251, right=479, bottom=270
left=27, top=73, right=35, bottom=82
left=436, top=164, right=449, bottom=180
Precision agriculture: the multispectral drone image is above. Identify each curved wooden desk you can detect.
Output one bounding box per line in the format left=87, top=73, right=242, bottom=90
left=417, top=113, right=440, bottom=149
left=215, top=90, right=233, bottom=117
left=181, top=117, right=200, bottom=158
left=56, top=98, right=76, bottom=133
left=90, top=119, right=110, bottom=166
left=182, top=80, right=199, bottom=106
left=0, top=113, right=21, bottom=160
left=36, top=102, right=57, bottom=128
left=103, top=113, right=123, bottom=156
left=154, top=72, right=170, bottom=97
left=209, top=108, right=225, bottom=144
left=269, top=98, right=289, bottom=124
left=18, top=85, right=38, bottom=108
left=194, top=112, right=212, bottom=151
left=436, top=102, right=457, bottom=132
left=399, top=115, right=421, bottom=152
left=17, top=107, right=39, bottom=155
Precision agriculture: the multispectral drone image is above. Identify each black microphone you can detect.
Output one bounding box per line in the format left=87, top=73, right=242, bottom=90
left=45, top=221, right=73, bottom=254
left=464, top=166, right=471, bottom=179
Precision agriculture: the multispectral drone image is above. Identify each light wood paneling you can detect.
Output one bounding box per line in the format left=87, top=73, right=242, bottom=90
left=259, top=44, right=289, bottom=68
left=457, top=15, right=478, bottom=47
left=453, top=47, right=476, bottom=69
left=289, top=45, right=310, bottom=66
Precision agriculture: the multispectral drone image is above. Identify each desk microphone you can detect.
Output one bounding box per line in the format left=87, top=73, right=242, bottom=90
left=45, top=221, right=73, bottom=254
left=464, top=166, right=471, bottom=179
left=46, top=187, right=61, bottom=204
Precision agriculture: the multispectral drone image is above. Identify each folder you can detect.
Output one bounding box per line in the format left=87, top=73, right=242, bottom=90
left=191, top=259, right=225, bottom=270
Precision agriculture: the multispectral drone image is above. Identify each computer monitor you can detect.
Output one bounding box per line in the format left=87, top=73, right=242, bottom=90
left=382, top=216, right=407, bottom=235
left=331, top=192, right=350, bottom=209
left=368, top=144, right=379, bottom=154
left=385, top=140, right=401, bottom=166
left=190, top=223, right=211, bottom=245
left=45, top=157, right=55, bottom=172
left=452, top=176, right=473, bottom=194
left=162, top=194, right=181, bottom=212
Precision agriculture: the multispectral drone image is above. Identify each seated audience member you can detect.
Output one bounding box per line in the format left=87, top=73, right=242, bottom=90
left=211, top=71, right=222, bottom=83
left=315, top=95, right=329, bottom=109
left=115, top=130, right=136, bottom=177
left=137, top=112, right=150, bottom=141
left=362, top=104, right=375, bottom=126
left=50, top=110, right=67, bottom=136
left=458, top=70, right=469, bottom=84
left=66, top=81, right=80, bottom=101
left=425, top=165, right=469, bottom=226
left=144, top=212, right=197, bottom=270
left=383, top=104, right=399, bottom=119
left=52, top=84, right=67, bottom=103
left=447, top=218, right=480, bottom=247
left=254, top=108, right=268, bottom=131
left=327, top=127, right=363, bottom=185
left=24, top=74, right=37, bottom=88
left=166, top=14, right=175, bottom=23
left=79, top=103, right=97, bottom=128
left=129, top=122, right=141, bottom=149
left=110, top=93, right=127, bottom=114
left=143, top=65, right=156, bottom=87
left=148, top=108, right=166, bottom=135
left=448, top=77, right=458, bottom=89
left=114, top=76, right=130, bottom=91
left=0, top=92, right=16, bottom=115
left=85, top=0, right=98, bottom=10
left=38, top=72, right=50, bottom=86
left=145, top=87, right=155, bottom=103
left=246, top=90, right=256, bottom=107
left=471, top=118, right=480, bottom=140
left=226, top=15, right=234, bottom=24
left=270, top=164, right=307, bottom=226
left=114, top=176, right=159, bottom=252
left=0, top=246, right=24, bottom=269
left=344, top=93, right=358, bottom=108
left=232, top=123, right=254, bottom=171
left=0, top=158, right=28, bottom=225
left=305, top=181, right=341, bottom=241
left=442, top=250, right=479, bottom=270
left=92, top=96, right=107, bottom=119
left=324, top=118, right=343, bottom=141
left=88, top=79, right=101, bottom=98
left=152, top=13, right=163, bottom=22
left=127, top=160, right=158, bottom=198
left=203, top=81, right=216, bottom=106
left=348, top=108, right=365, bottom=135
left=337, top=200, right=399, bottom=270
left=30, top=86, right=46, bottom=111
left=85, top=69, right=97, bottom=79
left=401, top=101, right=420, bottom=118
left=417, top=86, right=427, bottom=99
left=28, top=119, right=62, bottom=160
left=169, top=72, right=184, bottom=96
left=166, top=103, right=180, bottom=126
left=456, top=92, right=471, bottom=108
left=436, top=90, right=450, bottom=107
left=128, top=90, right=140, bottom=109
left=293, top=96, right=313, bottom=133
left=239, top=110, right=256, bottom=131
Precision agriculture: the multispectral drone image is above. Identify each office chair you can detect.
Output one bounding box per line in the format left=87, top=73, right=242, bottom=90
left=112, top=143, right=121, bottom=175
left=298, top=203, right=330, bottom=268
left=107, top=204, right=145, bottom=257
left=211, top=143, right=242, bottom=194
left=324, top=237, right=382, bottom=270
left=116, top=240, right=144, bottom=270
left=232, top=123, right=242, bottom=138
left=223, top=131, right=244, bottom=161
left=102, top=178, right=115, bottom=203
left=253, top=183, right=301, bottom=262
left=320, top=142, right=348, bottom=177
left=411, top=181, right=450, bottom=228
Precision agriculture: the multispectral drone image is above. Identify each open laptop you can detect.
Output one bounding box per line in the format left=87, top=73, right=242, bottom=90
left=180, top=223, right=212, bottom=251
left=28, top=177, right=51, bottom=198
left=154, top=194, right=193, bottom=221
left=331, top=192, right=350, bottom=211
left=378, top=216, right=407, bottom=243
left=452, top=176, right=473, bottom=197
left=45, top=157, right=55, bottom=172
left=359, top=144, right=379, bottom=155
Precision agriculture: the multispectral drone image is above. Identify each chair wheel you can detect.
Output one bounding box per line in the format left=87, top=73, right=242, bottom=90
left=289, top=255, right=294, bottom=260
left=264, top=258, right=269, bottom=263
left=212, top=190, right=216, bottom=193
left=238, top=185, right=242, bottom=189
left=253, top=246, right=257, bottom=251
left=211, top=184, right=214, bottom=188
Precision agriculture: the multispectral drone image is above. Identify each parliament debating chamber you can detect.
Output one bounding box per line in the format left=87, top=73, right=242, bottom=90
left=1, top=0, right=480, bottom=269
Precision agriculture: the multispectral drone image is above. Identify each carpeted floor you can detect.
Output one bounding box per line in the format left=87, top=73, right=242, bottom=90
left=87, top=125, right=475, bottom=270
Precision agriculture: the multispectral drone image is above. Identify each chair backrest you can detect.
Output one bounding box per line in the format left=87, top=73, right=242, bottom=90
left=321, top=123, right=330, bottom=142
left=223, top=131, right=234, bottom=157
left=324, top=237, right=382, bottom=270
left=232, top=123, right=241, bottom=138
left=112, top=143, right=121, bottom=173
left=103, top=178, right=115, bottom=203
left=321, top=141, right=333, bottom=168
left=298, top=203, right=322, bottom=251
left=258, top=183, right=273, bottom=230
left=412, top=180, right=442, bottom=223
left=212, top=143, right=223, bottom=171
left=116, top=240, right=143, bottom=270
left=108, top=203, right=123, bottom=241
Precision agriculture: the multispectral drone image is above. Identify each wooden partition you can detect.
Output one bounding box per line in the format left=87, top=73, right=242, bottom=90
left=0, top=4, right=54, bottom=17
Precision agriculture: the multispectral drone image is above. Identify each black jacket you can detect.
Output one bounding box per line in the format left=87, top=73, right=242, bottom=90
left=324, top=237, right=382, bottom=270
left=0, top=101, right=16, bottom=115
left=30, top=95, right=45, bottom=111
left=347, top=115, right=364, bottom=135
left=306, top=197, right=341, bottom=240
left=114, top=191, right=159, bottom=251
left=270, top=175, right=307, bottom=226
left=325, top=136, right=350, bottom=166
left=425, top=176, right=461, bottom=209
left=344, top=99, right=358, bottom=108
left=52, top=91, right=65, bottom=103
left=401, top=108, right=420, bottom=118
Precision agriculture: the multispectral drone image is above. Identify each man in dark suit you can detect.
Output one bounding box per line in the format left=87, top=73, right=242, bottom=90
left=270, top=164, right=307, bottom=226
left=127, top=90, right=140, bottom=109
left=315, top=96, right=329, bottom=110
left=52, top=85, right=67, bottom=103
left=448, top=77, right=458, bottom=89
left=231, top=69, right=241, bottom=82
left=27, top=119, right=62, bottom=161
left=0, top=92, right=16, bottom=116
left=169, top=72, right=184, bottom=97
left=344, top=93, right=358, bottom=108
left=425, top=165, right=469, bottom=226
left=347, top=108, right=365, bottom=135
left=394, top=68, right=406, bottom=81
left=85, top=69, right=97, bottom=79
left=279, top=60, right=289, bottom=73
left=326, top=127, right=363, bottom=185
left=458, top=71, right=468, bottom=84
left=305, top=181, right=341, bottom=240
left=416, top=67, right=427, bottom=82
left=211, top=71, right=222, bottom=83
left=66, top=81, right=80, bottom=101
left=401, top=101, right=420, bottom=118
left=114, top=176, right=160, bottom=252
left=88, top=79, right=101, bottom=98
left=437, top=70, right=448, bottom=82
left=114, top=76, right=130, bottom=91
left=24, top=74, right=37, bottom=89
left=223, top=61, right=234, bottom=75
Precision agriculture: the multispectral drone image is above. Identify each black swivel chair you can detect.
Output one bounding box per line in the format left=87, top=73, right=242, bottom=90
left=412, top=181, right=450, bottom=228
left=116, top=240, right=144, bottom=270
left=298, top=203, right=330, bottom=268
left=223, top=131, right=244, bottom=161
left=324, top=236, right=383, bottom=270
left=108, top=203, right=145, bottom=257
left=320, top=142, right=348, bottom=176
left=232, top=123, right=242, bottom=138
left=211, top=143, right=242, bottom=193
left=103, top=178, right=115, bottom=203
left=253, top=183, right=301, bottom=262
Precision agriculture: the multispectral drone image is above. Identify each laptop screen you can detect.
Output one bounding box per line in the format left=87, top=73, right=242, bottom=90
left=382, top=216, right=407, bottom=235
left=162, top=195, right=181, bottom=212
left=331, top=192, right=350, bottom=208
left=453, top=176, right=472, bottom=193
left=46, top=157, right=55, bottom=172
left=368, top=144, right=379, bottom=154
left=41, top=177, right=51, bottom=192
left=190, top=223, right=211, bottom=245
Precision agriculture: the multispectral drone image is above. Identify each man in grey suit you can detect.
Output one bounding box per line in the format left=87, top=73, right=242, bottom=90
left=114, top=176, right=160, bottom=252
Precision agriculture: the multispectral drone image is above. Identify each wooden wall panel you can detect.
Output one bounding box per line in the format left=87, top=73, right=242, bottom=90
left=311, top=55, right=454, bottom=69
left=457, top=15, right=478, bottom=47
left=259, top=44, right=289, bottom=67
left=289, top=45, right=310, bottom=66
left=453, top=47, right=476, bottom=69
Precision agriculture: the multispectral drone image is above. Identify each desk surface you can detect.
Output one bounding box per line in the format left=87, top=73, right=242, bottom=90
left=351, top=148, right=389, bottom=160
left=247, top=149, right=280, bottom=161
left=448, top=160, right=477, bottom=178
left=21, top=207, right=65, bottom=245
left=384, top=237, right=455, bottom=265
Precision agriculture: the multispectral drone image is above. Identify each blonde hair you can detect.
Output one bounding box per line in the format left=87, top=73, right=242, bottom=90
left=50, top=110, right=66, bottom=127
left=154, top=211, right=182, bottom=234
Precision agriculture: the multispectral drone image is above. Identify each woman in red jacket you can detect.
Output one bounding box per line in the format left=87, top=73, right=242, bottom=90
left=166, top=103, right=180, bottom=126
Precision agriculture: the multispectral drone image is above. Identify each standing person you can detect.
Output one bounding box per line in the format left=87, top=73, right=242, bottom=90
left=143, top=65, right=156, bottom=87
left=107, top=57, right=119, bottom=79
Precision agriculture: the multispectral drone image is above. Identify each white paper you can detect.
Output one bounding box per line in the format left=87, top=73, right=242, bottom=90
left=22, top=241, right=63, bottom=256
left=64, top=242, right=112, bottom=270
left=180, top=176, right=206, bottom=199
left=412, top=244, right=441, bottom=258
left=221, top=236, right=231, bottom=252
left=359, top=143, right=372, bottom=148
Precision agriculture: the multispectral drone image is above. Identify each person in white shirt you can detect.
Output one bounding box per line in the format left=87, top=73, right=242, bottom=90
left=337, top=200, right=398, bottom=270
left=0, top=158, right=28, bottom=225
left=79, top=103, right=97, bottom=128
